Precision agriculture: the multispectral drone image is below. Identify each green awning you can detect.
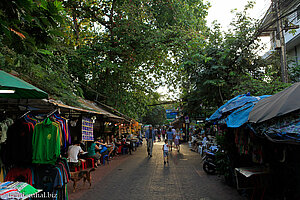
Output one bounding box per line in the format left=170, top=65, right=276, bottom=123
left=0, top=70, right=48, bottom=99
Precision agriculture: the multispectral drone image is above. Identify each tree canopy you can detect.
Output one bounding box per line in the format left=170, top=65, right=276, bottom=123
left=0, top=0, right=294, bottom=121
left=179, top=2, right=291, bottom=119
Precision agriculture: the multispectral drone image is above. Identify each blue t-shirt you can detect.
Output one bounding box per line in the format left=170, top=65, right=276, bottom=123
left=100, top=145, right=107, bottom=154
left=167, top=131, right=173, bottom=140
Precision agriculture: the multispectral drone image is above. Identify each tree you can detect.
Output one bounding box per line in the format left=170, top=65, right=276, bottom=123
left=142, top=92, right=167, bottom=125
left=1, top=0, right=210, bottom=120
left=180, top=1, right=291, bottom=119
left=63, top=0, right=210, bottom=119
left=0, top=0, right=81, bottom=105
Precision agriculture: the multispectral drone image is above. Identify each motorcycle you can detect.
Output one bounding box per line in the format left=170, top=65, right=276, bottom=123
left=202, top=146, right=219, bottom=175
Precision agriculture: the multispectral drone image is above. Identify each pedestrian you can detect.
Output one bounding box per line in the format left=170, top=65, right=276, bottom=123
left=145, top=125, right=155, bottom=157
left=157, top=127, right=161, bottom=141
left=166, top=127, right=174, bottom=151
left=162, top=139, right=169, bottom=164
left=174, top=128, right=181, bottom=152
left=161, top=127, right=166, bottom=140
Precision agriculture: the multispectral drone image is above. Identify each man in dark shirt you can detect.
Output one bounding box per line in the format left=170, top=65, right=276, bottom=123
left=145, top=125, right=155, bottom=157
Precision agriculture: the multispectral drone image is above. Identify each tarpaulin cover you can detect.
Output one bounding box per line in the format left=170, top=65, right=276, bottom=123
left=207, top=94, right=270, bottom=127
left=249, top=82, right=300, bottom=123
left=207, top=94, right=243, bottom=121
left=250, top=112, right=300, bottom=143
left=225, top=96, right=271, bottom=128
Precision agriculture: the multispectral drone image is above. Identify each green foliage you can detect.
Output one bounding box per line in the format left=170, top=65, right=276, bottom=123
left=62, top=0, right=209, bottom=119
left=142, top=105, right=167, bottom=126
left=215, top=133, right=231, bottom=176
left=179, top=1, right=292, bottom=120
left=141, top=92, right=167, bottom=125
left=1, top=0, right=210, bottom=120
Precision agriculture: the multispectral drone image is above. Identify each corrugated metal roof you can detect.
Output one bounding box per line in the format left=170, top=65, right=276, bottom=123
left=47, top=98, right=125, bottom=121
left=77, top=98, right=125, bottom=120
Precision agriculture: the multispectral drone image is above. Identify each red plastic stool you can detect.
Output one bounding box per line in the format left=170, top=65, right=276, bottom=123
left=117, top=146, right=123, bottom=154
left=86, top=158, right=95, bottom=168
left=80, top=159, right=87, bottom=170
left=74, top=166, right=80, bottom=172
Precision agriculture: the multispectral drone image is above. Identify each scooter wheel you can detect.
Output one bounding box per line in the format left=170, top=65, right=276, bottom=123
left=203, top=163, right=216, bottom=175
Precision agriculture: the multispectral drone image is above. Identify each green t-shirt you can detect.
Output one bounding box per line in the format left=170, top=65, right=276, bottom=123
left=87, top=143, right=96, bottom=156
left=32, top=118, right=61, bottom=164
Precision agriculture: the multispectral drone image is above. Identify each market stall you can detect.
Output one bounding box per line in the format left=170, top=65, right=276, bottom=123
left=206, top=84, right=300, bottom=199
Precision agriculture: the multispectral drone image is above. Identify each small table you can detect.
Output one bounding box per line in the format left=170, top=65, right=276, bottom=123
left=235, top=166, right=270, bottom=199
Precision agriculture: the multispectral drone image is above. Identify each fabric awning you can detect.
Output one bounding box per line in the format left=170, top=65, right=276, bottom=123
left=249, top=82, right=300, bottom=123
left=0, top=70, right=48, bottom=99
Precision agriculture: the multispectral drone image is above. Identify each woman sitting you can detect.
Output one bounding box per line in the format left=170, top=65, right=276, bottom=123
left=87, top=141, right=101, bottom=167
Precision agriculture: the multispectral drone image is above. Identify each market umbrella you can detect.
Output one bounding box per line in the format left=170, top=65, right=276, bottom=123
left=248, top=82, right=300, bottom=123
left=0, top=70, right=48, bottom=99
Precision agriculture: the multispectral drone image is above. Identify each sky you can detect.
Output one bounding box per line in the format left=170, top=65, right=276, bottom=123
left=157, top=0, right=272, bottom=99
left=206, top=0, right=271, bottom=31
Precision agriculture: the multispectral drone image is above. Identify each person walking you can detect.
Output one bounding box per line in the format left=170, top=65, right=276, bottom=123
left=157, top=127, right=161, bottom=142
left=161, top=127, right=166, bottom=140
left=174, top=128, right=181, bottom=152
left=162, top=139, right=169, bottom=165
left=145, top=125, right=155, bottom=157
left=166, top=127, right=174, bottom=151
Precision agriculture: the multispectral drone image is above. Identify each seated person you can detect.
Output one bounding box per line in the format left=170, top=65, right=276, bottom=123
left=68, top=140, right=84, bottom=169
left=96, top=139, right=109, bottom=156
left=114, top=135, right=122, bottom=147
left=109, top=135, right=118, bottom=157
left=121, top=138, right=132, bottom=155
left=87, top=141, right=101, bottom=167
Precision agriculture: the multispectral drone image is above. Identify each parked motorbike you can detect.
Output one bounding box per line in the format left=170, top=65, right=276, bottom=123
left=202, top=146, right=218, bottom=175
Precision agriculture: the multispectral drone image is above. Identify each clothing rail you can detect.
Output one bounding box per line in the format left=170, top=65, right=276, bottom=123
left=18, top=110, right=31, bottom=119
left=46, top=108, right=58, bottom=118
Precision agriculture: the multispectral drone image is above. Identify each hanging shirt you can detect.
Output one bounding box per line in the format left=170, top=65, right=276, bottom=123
left=2, top=119, right=33, bottom=165
left=5, top=168, right=33, bottom=186
left=34, top=166, right=63, bottom=193
left=0, top=118, right=13, bottom=143
left=32, top=118, right=61, bottom=164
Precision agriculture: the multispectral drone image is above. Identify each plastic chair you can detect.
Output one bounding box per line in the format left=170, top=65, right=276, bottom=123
left=122, top=147, right=128, bottom=155
left=86, top=157, right=95, bottom=168
left=81, top=160, right=87, bottom=170
left=117, top=146, right=123, bottom=154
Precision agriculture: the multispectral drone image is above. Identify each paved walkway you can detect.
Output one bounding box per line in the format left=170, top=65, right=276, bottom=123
left=69, top=141, right=244, bottom=200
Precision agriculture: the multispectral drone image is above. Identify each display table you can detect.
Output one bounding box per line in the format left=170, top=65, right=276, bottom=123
left=0, top=181, right=42, bottom=200
left=235, top=166, right=270, bottom=196
left=235, top=166, right=269, bottom=178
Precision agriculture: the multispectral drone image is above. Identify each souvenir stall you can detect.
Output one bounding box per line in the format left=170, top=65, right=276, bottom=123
left=0, top=70, right=70, bottom=199
left=207, top=83, right=300, bottom=199
left=206, top=93, right=273, bottom=198
left=247, top=83, right=300, bottom=199
left=0, top=107, right=72, bottom=199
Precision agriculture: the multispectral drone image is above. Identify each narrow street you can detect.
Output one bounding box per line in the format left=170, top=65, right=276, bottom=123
left=70, top=141, right=243, bottom=200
